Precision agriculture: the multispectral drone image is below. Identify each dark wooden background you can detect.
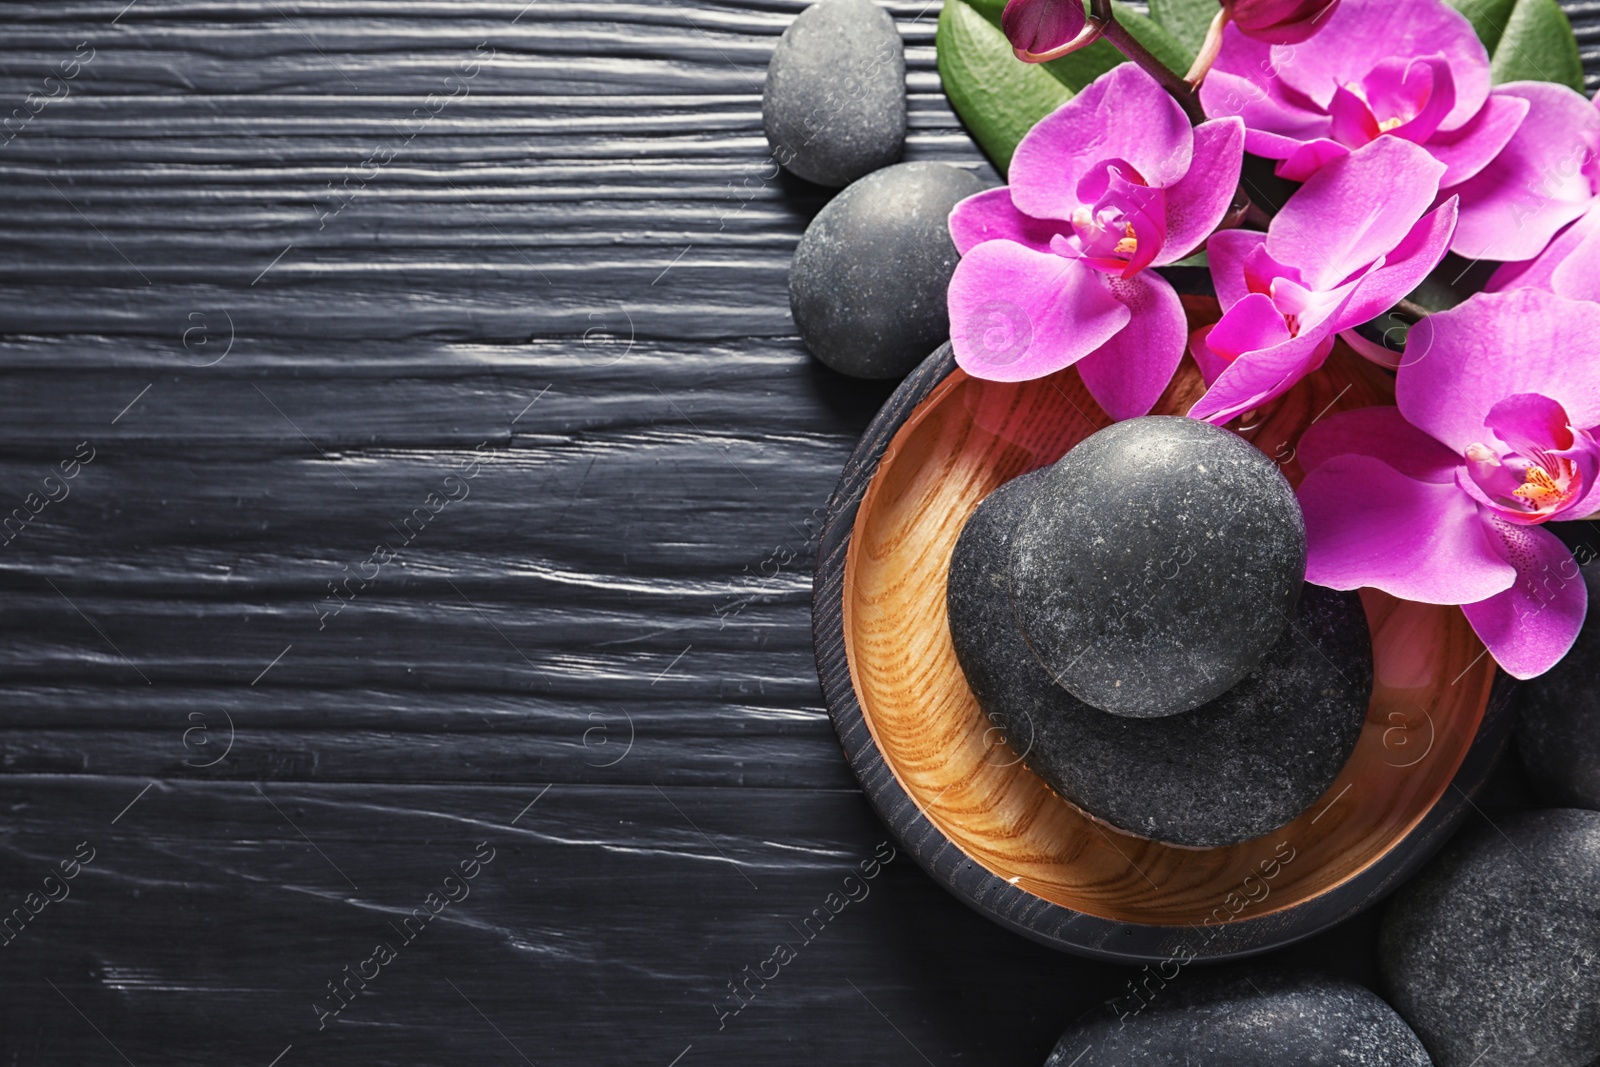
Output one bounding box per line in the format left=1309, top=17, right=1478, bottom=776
left=0, top=2, right=1592, bottom=1064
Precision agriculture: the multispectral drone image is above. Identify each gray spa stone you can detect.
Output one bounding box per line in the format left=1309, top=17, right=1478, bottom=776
left=1517, top=564, right=1600, bottom=809
left=1010, top=416, right=1307, bottom=718
left=947, top=469, right=1370, bottom=848
left=790, top=162, right=985, bottom=379
left=762, top=0, right=906, bottom=187
left=1044, top=971, right=1432, bottom=1066
left=1379, top=808, right=1600, bottom=1067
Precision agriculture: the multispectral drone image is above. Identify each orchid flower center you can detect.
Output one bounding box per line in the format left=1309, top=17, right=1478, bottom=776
left=1071, top=209, right=1139, bottom=258
left=1462, top=393, right=1600, bottom=523
left=1465, top=442, right=1582, bottom=516
left=1328, top=55, right=1455, bottom=149
left=1048, top=159, right=1166, bottom=279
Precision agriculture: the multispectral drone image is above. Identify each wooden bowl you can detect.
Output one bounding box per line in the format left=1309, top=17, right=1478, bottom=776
left=811, top=296, right=1517, bottom=963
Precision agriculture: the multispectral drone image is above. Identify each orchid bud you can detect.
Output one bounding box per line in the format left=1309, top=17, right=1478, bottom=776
left=1230, top=0, right=1341, bottom=44
left=1001, top=0, right=1099, bottom=63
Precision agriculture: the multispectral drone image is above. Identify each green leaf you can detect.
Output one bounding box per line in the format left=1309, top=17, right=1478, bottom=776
left=936, top=0, right=1073, bottom=173
left=1445, top=0, right=1515, bottom=51
left=1148, top=0, right=1217, bottom=61
left=1446, top=0, right=1583, bottom=91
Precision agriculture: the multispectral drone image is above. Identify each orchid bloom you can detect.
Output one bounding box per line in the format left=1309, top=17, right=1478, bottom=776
left=1297, top=289, right=1600, bottom=678
left=946, top=63, right=1244, bottom=419
left=1188, top=136, right=1457, bottom=424
left=1452, top=85, right=1600, bottom=262
left=1001, top=0, right=1099, bottom=62
left=1199, top=0, right=1530, bottom=204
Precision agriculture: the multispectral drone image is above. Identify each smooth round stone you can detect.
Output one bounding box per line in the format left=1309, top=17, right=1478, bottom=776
left=1045, top=971, right=1431, bottom=1066
left=1379, top=808, right=1600, bottom=1067
left=1517, top=564, right=1600, bottom=808
left=790, top=162, right=985, bottom=379
left=947, top=470, right=1370, bottom=848
left=1011, top=416, right=1307, bottom=718
left=762, top=0, right=906, bottom=188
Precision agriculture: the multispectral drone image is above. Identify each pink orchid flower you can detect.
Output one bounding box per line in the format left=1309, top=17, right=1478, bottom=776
left=1001, top=0, right=1098, bottom=62
left=1230, top=0, right=1341, bottom=44
left=1297, top=289, right=1600, bottom=678
left=1188, top=136, right=1457, bottom=424
left=946, top=63, right=1245, bottom=419
left=1199, top=0, right=1529, bottom=194
left=1452, top=85, right=1600, bottom=262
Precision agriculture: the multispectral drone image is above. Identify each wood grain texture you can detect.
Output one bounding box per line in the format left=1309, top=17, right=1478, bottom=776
left=0, top=1, right=1581, bottom=1062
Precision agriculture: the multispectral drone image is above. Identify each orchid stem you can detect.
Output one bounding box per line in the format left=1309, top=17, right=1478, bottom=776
left=1391, top=298, right=1431, bottom=323
left=1089, top=0, right=1205, bottom=123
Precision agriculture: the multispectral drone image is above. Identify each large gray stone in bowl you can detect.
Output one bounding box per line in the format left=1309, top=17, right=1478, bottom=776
left=947, top=468, right=1370, bottom=848
left=1010, top=416, right=1307, bottom=718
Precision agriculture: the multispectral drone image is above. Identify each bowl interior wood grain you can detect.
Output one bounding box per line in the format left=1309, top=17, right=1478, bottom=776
left=840, top=302, right=1498, bottom=928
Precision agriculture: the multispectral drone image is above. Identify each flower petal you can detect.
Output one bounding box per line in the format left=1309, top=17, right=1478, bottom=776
left=1297, top=405, right=1461, bottom=483
left=1188, top=328, right=1336, bottom=424
left=1204, top=291, right=1293, bottom=359
left=1430, top=90, right=1530, bottom=189
left=1276, top=138, right=1353, bottom=182
left=1154, top=118, right=1246, bottom=266
left=1268, top=137, right=1446, bottom=290
left=1399, top=289, right=1600, bottom=454
left=1337, top=197, right=1458, bottom=326
left=1450, top=81, right=1600, bottom=261
left=947, top=242, right=1130, bottom=382
left=1486, top=392, right=1575, bottom=454
left=1462, top=518, right=1587, bottom=678
left=1010, top=64, right=1194, bottom=221
left=1074, top=273, right=1187, bottom=419
left=1489, top=206, right=1600, bottom=303
left=1189, top=325, right=1230, bottom=384
left=1205, top=227, right=1271, bottom=310
left=948, top=187, right=1067, bottom=255
left=1300, top=455, right=1515, bottom=603
left=1369, top=55, right=1456, bottom=146
left=1328, top=82, right=1381, bottom=146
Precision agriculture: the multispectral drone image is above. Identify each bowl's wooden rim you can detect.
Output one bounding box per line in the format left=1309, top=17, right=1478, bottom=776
left=811, top=343, right=1518, bottom=963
